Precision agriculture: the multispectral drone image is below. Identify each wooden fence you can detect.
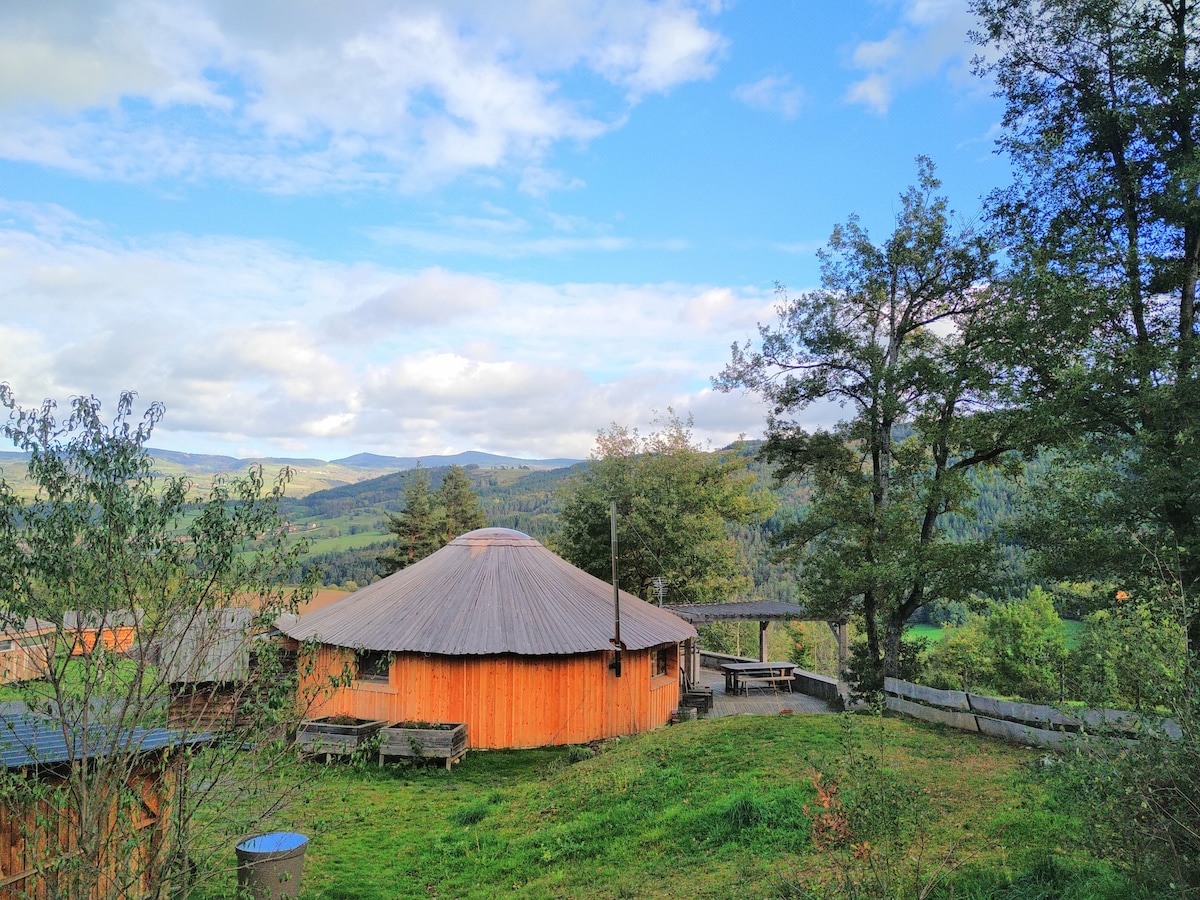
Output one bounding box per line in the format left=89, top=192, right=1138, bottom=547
left=884, top=678, right=1182, bottom=749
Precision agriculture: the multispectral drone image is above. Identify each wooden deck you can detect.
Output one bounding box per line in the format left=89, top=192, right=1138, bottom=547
left=696, top=668, right=836, bottom=716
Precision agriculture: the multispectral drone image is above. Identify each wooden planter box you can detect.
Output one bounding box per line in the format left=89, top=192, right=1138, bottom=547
left=297, top=715, right=387, bottom=757
left=379, top=722, right=468, bottom=769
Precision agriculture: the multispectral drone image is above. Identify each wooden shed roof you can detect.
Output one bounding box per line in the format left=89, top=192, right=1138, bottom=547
left=664, top=600, right=826, bottom=624
left=0, top=617, right=54, bottom=638
left=0, top=713, right=209, bottom=769
left=282, top=528, right=696, bottom=655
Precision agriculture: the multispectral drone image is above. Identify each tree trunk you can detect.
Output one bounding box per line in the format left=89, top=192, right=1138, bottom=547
left=881, top=620, right=904, bottom=680
left=861, top=593, right=883, bottom=689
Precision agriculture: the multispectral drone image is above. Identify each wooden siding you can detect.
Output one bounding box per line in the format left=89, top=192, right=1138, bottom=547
left=64, top=626, right=137, bottom=657
left=0, top=755, right=180, bottom=899
left=0, top=638, right=50, bottom=685
left=301, top=643, right=682, bottom=749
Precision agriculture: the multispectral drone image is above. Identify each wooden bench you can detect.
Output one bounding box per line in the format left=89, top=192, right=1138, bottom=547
left=680, top=685, right=714, bottom=712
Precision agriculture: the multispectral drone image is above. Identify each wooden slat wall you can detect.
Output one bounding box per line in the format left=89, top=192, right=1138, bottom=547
left=0, top=641, right=49, bottom=685
left=66, top=627, right=137, bottom=657
left=302, top=644, right=682, bottom=749
left=0, top=756, right=177, bottom=900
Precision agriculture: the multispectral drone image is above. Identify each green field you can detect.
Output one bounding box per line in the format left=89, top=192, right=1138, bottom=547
left=909, top=620, right=1085, bottom=649
left=907, top=624, right=947, bottom=643
left=194, top=713, right=1141, bottom=900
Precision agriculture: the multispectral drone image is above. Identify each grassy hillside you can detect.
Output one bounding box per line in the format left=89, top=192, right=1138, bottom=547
left=195, top=713, right=1141, bottom=899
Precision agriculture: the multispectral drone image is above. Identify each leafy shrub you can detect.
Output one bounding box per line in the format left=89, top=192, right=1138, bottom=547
left=1047, top=672, right=1200, bottom=896
left=1068, top=593, right=1185, bottom=710
left=923, top=615, right=993, bottom=692
left=985, top=587, right=1067, bottom=701
left=845, top=635, right=927, bottom=698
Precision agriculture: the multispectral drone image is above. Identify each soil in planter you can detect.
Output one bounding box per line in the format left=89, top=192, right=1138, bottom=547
left=394, top=721, right=456, bottom=730
left=324, top=714, right=367, bottom=726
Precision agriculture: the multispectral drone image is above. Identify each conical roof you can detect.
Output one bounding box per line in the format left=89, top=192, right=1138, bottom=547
left=282, top=528, right=696, bottom=655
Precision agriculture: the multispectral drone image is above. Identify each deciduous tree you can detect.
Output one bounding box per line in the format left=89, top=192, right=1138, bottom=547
left=716, top=160, right=1017, bottom=685
left=0, top=387, right=318, bottom=899
left=972, top=0, right=1200, bottom=659
left=557, top=412, right=774, bottom=604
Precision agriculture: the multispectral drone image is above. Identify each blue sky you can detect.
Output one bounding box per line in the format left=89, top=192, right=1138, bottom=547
left=1, top=0, right=1007, bottom=461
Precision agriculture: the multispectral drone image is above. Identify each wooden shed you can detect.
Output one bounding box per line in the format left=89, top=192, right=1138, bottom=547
left=62, top=610, right=139, bottom=657
left=0, top=618, right=53, bottom=685
left=160, top=607, right=254, bottom=685
left=283, top=528, right=697, bottom=749
left=0, top=711, right=208, bottom=898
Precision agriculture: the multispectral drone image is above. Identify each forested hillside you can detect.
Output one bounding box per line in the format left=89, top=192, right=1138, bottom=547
left=289, top=444, right=1034, bottom=603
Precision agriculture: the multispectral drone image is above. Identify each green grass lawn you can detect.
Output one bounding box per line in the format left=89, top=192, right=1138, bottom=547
left=289, top=529, right=390, bottom=555
left=910, top=619, right=1086, bottom=649
left=194, top=713, right=1139, bottom=900
left=908, top=623, right=947, bottom=643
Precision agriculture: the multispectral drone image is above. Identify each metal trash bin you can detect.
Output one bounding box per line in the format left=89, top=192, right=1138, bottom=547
left=235, top=832, right=308, bottom=900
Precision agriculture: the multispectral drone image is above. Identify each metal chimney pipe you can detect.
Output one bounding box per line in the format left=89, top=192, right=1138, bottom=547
left=610, top=500, right=622, bottom=677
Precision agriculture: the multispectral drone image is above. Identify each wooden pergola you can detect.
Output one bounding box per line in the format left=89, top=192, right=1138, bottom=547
left=664, top=601, right=847, bottom=682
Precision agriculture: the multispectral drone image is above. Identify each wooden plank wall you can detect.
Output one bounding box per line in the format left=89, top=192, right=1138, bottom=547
left=303, top=645, right=682, bottom=749
left=65, top=627, right=137, bottom=658
left=0, top=755, right=178, bottom=899
left=0, top=641, right=50, bottom=685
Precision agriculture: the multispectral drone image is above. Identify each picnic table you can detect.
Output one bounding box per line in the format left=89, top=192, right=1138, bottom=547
left=719, top=661, right=797, bottom=694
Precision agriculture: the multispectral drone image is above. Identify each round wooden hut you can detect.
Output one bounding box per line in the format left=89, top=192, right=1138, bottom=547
left=283, top=528, right=697, bottom=749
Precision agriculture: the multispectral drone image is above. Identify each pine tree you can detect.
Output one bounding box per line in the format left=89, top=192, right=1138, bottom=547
left=436, top=465, right=486, bottom=543
left=378, top=466, right=446, bottom=574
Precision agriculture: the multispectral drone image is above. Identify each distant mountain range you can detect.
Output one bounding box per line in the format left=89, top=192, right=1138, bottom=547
left=0, top=447, right=583, bottom=500
left=328, top=451, right=583, bottom=470
left=2, top=447, right=582, bottom=472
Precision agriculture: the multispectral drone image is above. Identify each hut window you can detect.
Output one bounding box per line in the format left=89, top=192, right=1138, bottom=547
left=356, top=650, right=391, bottom=683
left=0, top=639, right=14, bottom=653
left=654, top=646, right=671, bottom=677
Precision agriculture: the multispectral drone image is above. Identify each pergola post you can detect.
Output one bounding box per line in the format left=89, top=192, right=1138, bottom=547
left=759, top=620, right=769, bottom=662
left=683, top=637, right=700, bottom=684
left=827, top=621, right=848, bottom=676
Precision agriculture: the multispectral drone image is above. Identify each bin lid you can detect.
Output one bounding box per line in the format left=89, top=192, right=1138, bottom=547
left=237, top=832, right=308, bottom=854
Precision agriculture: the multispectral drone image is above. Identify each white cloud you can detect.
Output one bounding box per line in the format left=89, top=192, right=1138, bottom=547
left=617, top=4, right=725, bottom=98
left=733, top=75, right=805, bottom=119
left=846, top=72, right=893, bottom=115
left=327, top=268, right=504, bottom=338
left=366, top=219, right=688, bottom=258
left=0, top=201, right=773, bottom=459
left=0, top=0, right=726, bottom=192
left=844, top=0, right=977, bottom=114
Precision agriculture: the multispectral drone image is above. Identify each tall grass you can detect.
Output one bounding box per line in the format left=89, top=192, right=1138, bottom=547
left=193, top=713, right=1140, bottom=899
